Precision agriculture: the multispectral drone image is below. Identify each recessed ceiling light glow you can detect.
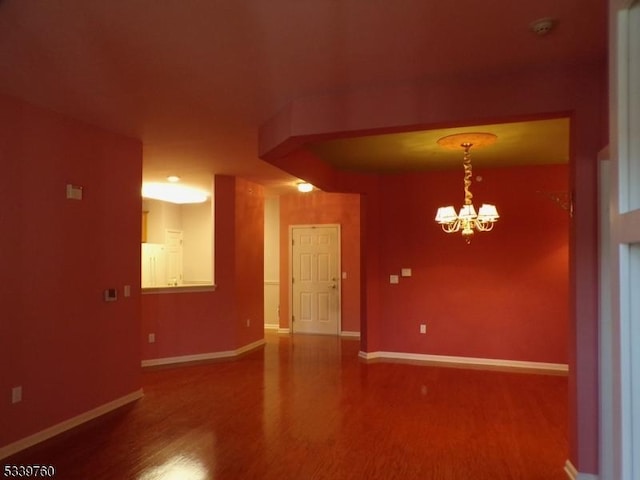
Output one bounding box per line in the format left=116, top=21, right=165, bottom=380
left=297, top=182, right=313, bottom=193
left=167, top=175, right=181, bottom=183
left=142, top=183, right=208, bottom=204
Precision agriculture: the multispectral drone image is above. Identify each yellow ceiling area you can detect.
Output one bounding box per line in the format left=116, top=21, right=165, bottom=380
left=308, top=117, right=570, bottom=173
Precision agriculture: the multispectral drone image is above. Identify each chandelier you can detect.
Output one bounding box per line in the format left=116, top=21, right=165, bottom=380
left=434, top=133, right=499, bottom=243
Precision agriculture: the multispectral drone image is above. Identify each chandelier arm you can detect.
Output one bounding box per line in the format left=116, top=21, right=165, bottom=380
left=442, top=220, right=460, bottom=233
left=475, top=220, right=495, bottom=231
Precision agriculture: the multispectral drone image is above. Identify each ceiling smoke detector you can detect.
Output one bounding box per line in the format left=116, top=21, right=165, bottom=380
left=530, top=18, right=555, bottom=36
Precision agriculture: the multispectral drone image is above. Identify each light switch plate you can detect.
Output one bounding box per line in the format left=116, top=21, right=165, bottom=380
left=390, top=275, right=399, bottom=284
left=66, top=184, right=83, bottom=200
left=401, top=268, right=412, bottom=277
left=11, top=386, right=22, bottom=404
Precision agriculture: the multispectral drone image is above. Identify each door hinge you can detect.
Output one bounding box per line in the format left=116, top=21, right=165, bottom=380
left=292, top=315, right=295, bottom=322
left=292, top=277, right=295, bottom=284
left=292, top=238, right=295, bottom=246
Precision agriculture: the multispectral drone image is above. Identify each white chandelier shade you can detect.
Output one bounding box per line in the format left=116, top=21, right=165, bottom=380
left=435, top=203, right=499, bottom=230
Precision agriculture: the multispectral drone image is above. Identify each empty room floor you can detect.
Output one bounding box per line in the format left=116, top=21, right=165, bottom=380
left=4, top=332, right=569, bottom=479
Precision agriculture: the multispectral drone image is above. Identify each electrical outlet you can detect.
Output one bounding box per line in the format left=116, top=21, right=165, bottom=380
left=148, top=333, right=155, bottom=344
left=420, top=324, right=426, bottom=334
left=123, top=285, right=131, bottom=297
left=246, top=318, right=251, bottom=327
left=104, top=288, right=117, bottom=302
left=11, top=386, right=22, bottom=404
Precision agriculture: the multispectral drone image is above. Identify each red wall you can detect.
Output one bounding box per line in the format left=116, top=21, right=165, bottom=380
left=0, top=94, right=142, bottom=448
left=271, top=158, right=570, bottom=365
left=279, top=191, right=361, bottom=333
left=370, top=165, right=569, bottom=363
left=140, top=176, right=264, bottom=360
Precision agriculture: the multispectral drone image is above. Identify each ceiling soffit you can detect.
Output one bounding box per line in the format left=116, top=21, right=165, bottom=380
left=307, top=118, right=570, bottom=173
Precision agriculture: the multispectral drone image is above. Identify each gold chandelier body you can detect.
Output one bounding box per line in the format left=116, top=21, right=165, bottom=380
left=435, top=133, right=499, bottom=243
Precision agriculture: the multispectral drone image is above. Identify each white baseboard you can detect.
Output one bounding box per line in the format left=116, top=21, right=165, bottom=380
left=264, top=323, right=279, bottom=331
left=236, top=339, right=265, bottom=355
left=359, top=350, right=569, bottom=374
left=565, top=460, right=578, bottom=479
left=0, top=389, right=143, bottom=460
left=564, top=460, right=598, bottom=480
left=141, top=339, right=266, bottom=367
left=274, top=328, right=357, bottom=337
left=341, top=331, right=361, bottom=338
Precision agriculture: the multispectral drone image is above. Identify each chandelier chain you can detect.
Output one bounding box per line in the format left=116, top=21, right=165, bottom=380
left=462, top=143, right=473, bottom=206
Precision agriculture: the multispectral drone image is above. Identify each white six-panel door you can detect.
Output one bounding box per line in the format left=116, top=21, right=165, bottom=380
left=291, top=225, right=341, bottom=335
left=165, top=229, right=183, bottom=286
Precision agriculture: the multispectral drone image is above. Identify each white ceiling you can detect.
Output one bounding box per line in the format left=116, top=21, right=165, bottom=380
left=0, top=1, right=606, bottom=193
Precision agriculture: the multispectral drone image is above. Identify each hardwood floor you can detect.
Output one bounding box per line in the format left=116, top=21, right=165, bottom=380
left=4, top=332, right=568, bottom=479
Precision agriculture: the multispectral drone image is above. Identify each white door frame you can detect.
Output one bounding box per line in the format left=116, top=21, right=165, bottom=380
left=289, top=224, right=342, bottom=335
left=601, top=2, right=640, bottom=479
